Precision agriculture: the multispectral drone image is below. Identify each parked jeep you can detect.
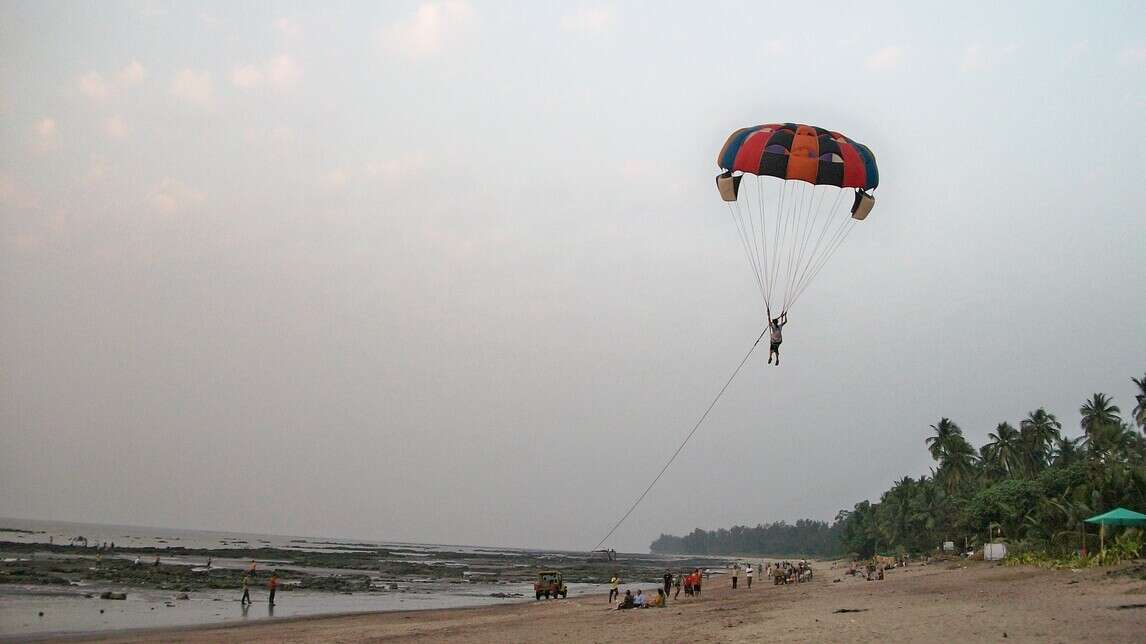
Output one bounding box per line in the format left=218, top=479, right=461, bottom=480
left=534, top=571, right=568, bottom=600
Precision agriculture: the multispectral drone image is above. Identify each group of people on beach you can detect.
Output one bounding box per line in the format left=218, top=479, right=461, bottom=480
left=610, top=568, right=707, bottom=609
left=768, top=560, right=812, bottom=585
left=610, top=560, right=816, bottom=608
left=240, top=560, right=278, bottom=606
left=845, top=555, right=909, bottom=581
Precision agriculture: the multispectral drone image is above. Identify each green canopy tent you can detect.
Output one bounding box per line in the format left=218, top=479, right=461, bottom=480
left=1084, top=507, right=1146, bottom=551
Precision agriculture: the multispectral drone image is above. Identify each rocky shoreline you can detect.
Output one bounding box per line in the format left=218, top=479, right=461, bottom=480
left=1, top=540, right=727, bottom=596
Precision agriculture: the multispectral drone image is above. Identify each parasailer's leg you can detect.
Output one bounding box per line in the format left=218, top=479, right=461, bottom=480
left=770, top=341, right=781, bottom=366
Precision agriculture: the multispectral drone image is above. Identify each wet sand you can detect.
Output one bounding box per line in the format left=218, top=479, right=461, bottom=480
left=48, top=560, right=1146, bottom=643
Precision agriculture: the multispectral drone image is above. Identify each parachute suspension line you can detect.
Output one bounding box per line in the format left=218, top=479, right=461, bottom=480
left=769, top=181, right=792, bottom=308
left=783, top=185, right=844, bottom=312
left=793, top=188, right=852, bottom=299
left=789, top=187, right=846, bottom=300
left=796, top=212, right=852, bottom=303
left=770, top=179, right=790, bottom=308
left=755, top=176, right=770, bottom=300
left=728, top=203, right=761, bottom=299
left=784, top=185, right=830, bottom=309
left=781, top=182, right=809, bottom=308
left=736, top=198, right=768, bottom=306
left=728, top=202, right=766, bottom=307
left=791, top=223, right=853, bottom=309
left=790, top=217, right=857, bottom=309
left=783, top=183, right=813, bottom=306
left=740, top=180, right=765, bottom=294
left=588, top=328, right=769, bottom=553
left=786, top=187, right=846, bottom=310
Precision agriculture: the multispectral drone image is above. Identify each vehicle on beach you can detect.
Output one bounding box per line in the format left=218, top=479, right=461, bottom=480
left=534, top=571, right=567, bottom=600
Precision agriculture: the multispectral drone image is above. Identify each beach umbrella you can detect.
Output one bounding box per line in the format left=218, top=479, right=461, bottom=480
left=1083, top=507, right=1146, bottom=550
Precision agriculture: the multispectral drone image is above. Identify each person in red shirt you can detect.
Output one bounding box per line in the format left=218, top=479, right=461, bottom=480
left=267, top=573, right=278, bottom=606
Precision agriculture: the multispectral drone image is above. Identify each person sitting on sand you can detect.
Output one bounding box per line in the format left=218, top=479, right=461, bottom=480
left=633, top=589, right=647, bottom=608
left=654, top=588, right=667, bottom=607
left=767, top=309, right=788, bottom=366
left=616, top=589, right=634, bottom=610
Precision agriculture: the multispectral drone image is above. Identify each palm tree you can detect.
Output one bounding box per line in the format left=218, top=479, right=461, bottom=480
left=1051, top=435, right=1084, bottom=467
left=926, top=418, right=963, bottom=462
left=1132, top=373, right=1146, bottom=433
left=984, top=422, right=1022, bottom=477
left=1020, top=408, right=1062, bottom=475
left=1080, top=393, right=1121, bottom=438
left=1087, top=421, right=1139, bottom=464
left=937, top=436, right=978, bottom=493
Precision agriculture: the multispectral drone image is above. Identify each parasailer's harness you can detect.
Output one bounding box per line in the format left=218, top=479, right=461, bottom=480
left=589, top=328, right=768, bottom=553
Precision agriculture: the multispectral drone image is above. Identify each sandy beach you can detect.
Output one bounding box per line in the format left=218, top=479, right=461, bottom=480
left=43, top=560, right=1145, bottom=643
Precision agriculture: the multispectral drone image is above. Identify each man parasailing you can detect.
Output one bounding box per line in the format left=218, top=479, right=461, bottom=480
left=767, top=309, right=787, bottom=366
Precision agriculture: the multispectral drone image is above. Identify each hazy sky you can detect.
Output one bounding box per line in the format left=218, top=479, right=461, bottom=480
left=2, top=1, right=1144, bottom=552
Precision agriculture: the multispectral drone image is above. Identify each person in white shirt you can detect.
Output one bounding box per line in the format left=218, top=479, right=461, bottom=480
left=767, top=310, right=788, bottom=366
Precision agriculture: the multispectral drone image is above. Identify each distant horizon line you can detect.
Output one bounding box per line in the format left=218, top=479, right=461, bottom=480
left=0, top=515, right=650, bottom=556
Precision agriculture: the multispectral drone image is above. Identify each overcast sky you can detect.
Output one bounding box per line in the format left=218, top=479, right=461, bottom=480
left=2, top=1, right=1144, bottom=552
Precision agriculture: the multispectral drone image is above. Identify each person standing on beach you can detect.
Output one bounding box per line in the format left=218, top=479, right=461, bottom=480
left=663, top=570, right=672, bottom=595
left=248, top=560, right=258, bottom=577
left=240, top=574, right=251, bottom=605
left=731, top=563, right=739, bottom=589
left=673, top=573, right=682, bottom=599
left=608, top=573, right=620, bottom=603
left=268, top=573, right=278, bottom=606
left=746, top=563, right=753, bottom=589
left=694, top=569, right=702, bottom=596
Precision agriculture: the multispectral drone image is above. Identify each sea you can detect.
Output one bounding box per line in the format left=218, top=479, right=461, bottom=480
left=0, top=517, right=614, bottom=639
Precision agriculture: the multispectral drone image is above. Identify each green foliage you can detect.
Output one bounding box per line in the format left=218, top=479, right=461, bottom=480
left=833, top=376, right=1146, bottom=563
left=656, top=377, right=1146, bottom=562
left=966, top=479, right=1042, bottom=539
left=649, top=519, right=843, bottom=557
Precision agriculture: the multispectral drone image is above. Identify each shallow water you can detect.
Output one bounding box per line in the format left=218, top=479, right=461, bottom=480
left=0, top=518, right=639, bottom=638
left=0, top=580, right=613, bottom=638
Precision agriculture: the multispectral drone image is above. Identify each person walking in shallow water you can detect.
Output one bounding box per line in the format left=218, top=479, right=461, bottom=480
left=268, top=573, right=278, bottom=606
left=240, top=574, right=251, bottom=605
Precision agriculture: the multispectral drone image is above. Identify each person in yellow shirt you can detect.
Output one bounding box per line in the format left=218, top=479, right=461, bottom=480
left=608, top=573, right=620, bottom=603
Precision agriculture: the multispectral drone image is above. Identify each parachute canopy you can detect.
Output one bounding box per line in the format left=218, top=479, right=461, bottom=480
left=715, top=122, right=879, bottom=315
left=718, top=123, right=878, bottom=191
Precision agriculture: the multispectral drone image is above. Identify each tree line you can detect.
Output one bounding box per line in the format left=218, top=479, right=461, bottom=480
left=649, top=518, right=844, bottom=557
left=650, top=373, right=1146, bottom=559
